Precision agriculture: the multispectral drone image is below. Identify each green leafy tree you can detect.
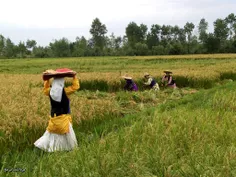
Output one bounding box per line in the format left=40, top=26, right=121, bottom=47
left=1, top=12, right=236, bottom=57
left=152, top=45, right=166, bottom=55
left=33, top=46, right=48, bottom=58
left=232, top=40, right=236, bottom=52
left=90, top=18, right=107, bottom=53
left=233, top=23, right=236, bottom=40
left=140, top=24, right=148, bottom=42
left=125, top=22, right=147, bottom=48
left=17, top=41, right=27, bottom=58
left=26, top=39, right=37, bottom=50
left=205, top=33, right=220, bottom=53
left=161, top=25, right=172, bottom=46
left=198, top=18, right=208, bottom=43
left=171, top=25, right=181, bottom=42
left=184, top=22, right=195, bottom=53
left=4, top=38, right=15, bottom=58
left=107, top=33, right=115, bottom=49
left=104, top=33, right=122, bottom=56
left=225, top=13, right=236, bottom=39
left=190, top=35, right=201, bottom=54
left=72, top=36, right=87, bottom=57
left=26, top=39, right=37, bottom=56
left=134, top=42, right=148, bottom=56
left=114, top=36, right=122, bottom=50
left=169, top=42, right=184, bottom=55
left=0, top=34, right=5, bottom=57
left=146, top=24, right=161, bottom=49
left=50, top=38, right=70, bottom=57
left=178, top=28, right=187, bottom=44
left=214, top=19, right=229, bottom=42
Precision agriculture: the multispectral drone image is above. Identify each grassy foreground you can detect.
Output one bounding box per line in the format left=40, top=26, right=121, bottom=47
left=1, top=81, right=236, bottom=177
left=1, top=55, right=236, bottom=176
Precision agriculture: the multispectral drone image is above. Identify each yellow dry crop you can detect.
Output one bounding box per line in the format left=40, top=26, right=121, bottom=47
left=1, top=54, right=236, bottom=135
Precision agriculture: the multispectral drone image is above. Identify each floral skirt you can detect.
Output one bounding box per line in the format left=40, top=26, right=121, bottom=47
left=34, top=123, right=77, bottom=152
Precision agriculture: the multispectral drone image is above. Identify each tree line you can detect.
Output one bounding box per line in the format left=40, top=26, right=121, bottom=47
left=0, top=13, right=236, bottom=58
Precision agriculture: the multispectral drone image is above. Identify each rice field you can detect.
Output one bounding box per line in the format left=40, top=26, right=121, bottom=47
left=1, top=54, right=236, bottom=176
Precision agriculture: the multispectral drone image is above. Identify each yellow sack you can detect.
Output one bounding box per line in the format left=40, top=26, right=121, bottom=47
left=47, top=114, right=72, bottom=134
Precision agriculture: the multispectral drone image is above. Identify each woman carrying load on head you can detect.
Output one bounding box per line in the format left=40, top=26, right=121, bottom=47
left=161, top=70, right=176, bottom=88
left=122, top=74, right=138, bottom=91
left=143, top=73, right=160, bottom=91
left=34, top=69, right=80, bottom=152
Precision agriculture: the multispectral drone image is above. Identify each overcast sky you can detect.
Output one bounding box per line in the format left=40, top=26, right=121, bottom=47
left=0, top=0, right=235, bottom=46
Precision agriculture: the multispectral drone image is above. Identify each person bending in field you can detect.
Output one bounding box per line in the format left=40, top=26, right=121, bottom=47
left=143, top=73, right=160, bottom=91
left=161, top=70, right=176, bottom=89
left=122, top=74, right=138, bottom=91
left=34, top=72, right=79, bottom=152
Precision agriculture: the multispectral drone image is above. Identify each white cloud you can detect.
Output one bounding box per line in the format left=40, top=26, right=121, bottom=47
left=0, top=0, right=235, bottom=45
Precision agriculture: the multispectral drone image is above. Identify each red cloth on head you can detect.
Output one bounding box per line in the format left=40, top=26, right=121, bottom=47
left=56, top=68, right=73, bottom=73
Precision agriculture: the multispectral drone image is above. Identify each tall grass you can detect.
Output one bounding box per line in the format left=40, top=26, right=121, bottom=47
left=0, top=78, right=172, bottom=157
left=70, top=71, right=236, bottom=91
left=1, top=82, right=236, bottom=176
left=1, top=55, right=236, bottom=176
left=220, top=71, right=236, bottom=81
left=1, top=54, right=236, bottom=76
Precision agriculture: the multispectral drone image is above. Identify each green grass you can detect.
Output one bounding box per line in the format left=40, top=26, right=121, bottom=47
left=1, top=56, right=236, bottom=90
left=1, top=82, right=236, bottom=176
left=1, top=55, right=236, bottom=176
left=0, top=56, right=236, bottom=74
left=0, top=89, right=168, bottom=158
